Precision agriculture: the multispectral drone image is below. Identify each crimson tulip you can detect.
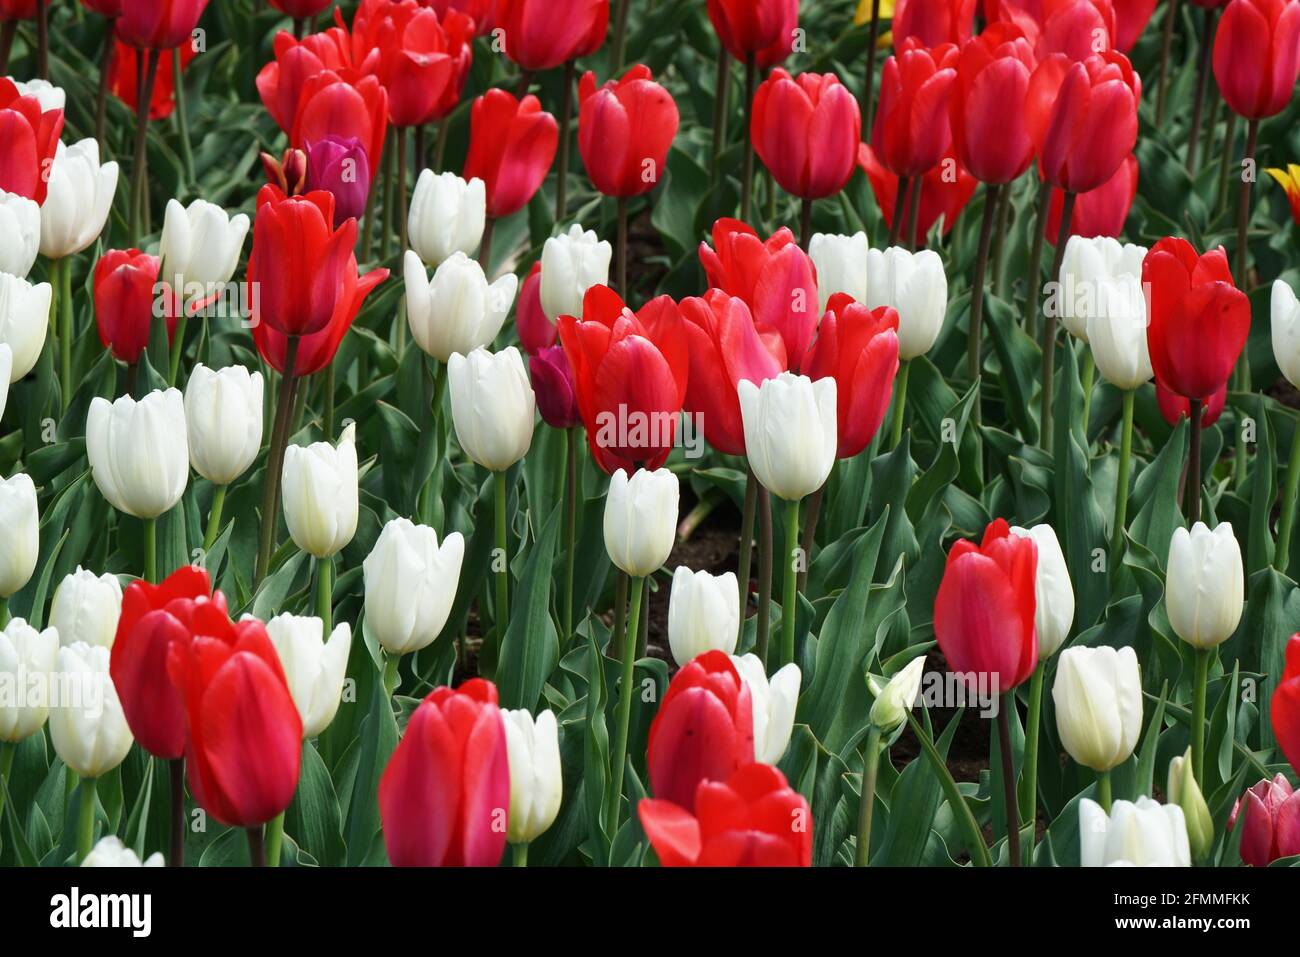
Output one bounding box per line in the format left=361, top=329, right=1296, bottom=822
left=93, top=249, right=172, bottom=365
left=80, top=0, right=122, bottom=16
left=423, top=0, right=494, bottom=33
left=495, top=0, right=608, bottom=72
left=751, top=69, right=861, bottom=201
left=117, top=0, right=209, bottom=49
left=639, top=763, right=812, bottom=866
left=557, top=285, right=688, bottom=474
left=515, top=262, right=552, bottom=354
left=1142, top=237, right=1250, bottom=401
left=0, top=0, right=38, bottom=16
left=108, top=39, right=197, bottom=121
left=933, top=518, right=1039, bottom=692
left=949, top=22, right=1037, bottom=185
left=0, top=78, right=64, bottom=204
left=646, top=650, right=755, bottom=812
left=1000, top=0, right=1118, bottom=60
left=378, top=678, right=510, bottom=867
left=461, top=89, right=558, bottom=219
left=872, top=40, right=959, bottom=179
left=269, top=0, right=335, bottom=17
left=1113, top=0, right=1158, bottom=49
left=1229, top=774, right=1300, bottom=866
left=291, top=69, right=389, bottom=170
left=1043, top=152, right=1138, bottom=239
left=252, top=265, right=388, bottom=377
left=859, top=143, right=978, bottom=242
left=305, top=134, right=372, bottom=227
left=1274, top=634, right=1300, bottom=773
left=1213, top=0, right=1300, bottom=119
left=707, top=0, right=800, bottom=66
left=577, top=65, right=679, bottom=198
left=255, top=28, right=355, bottom=133
left=892, top=0, right=978, bottom=46
left=529, top=345, right=581, bottom=429
left=1155, top=381, right=1227, bottom=428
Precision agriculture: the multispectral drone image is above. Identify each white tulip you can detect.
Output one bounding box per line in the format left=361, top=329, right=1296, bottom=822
left=39, top=139, right=119, bottom=260
left=282, top=422, right=358, bottom=559
left=447, top=346, right=535, bottom=472
left=1165, top=522, right=1244, bottom=649
left=159, top=198, right=250, bottom=292
left=809, top=231, right=868, bottom=312
left=868, top=654, right=926, bottom=734
left=82, top=836, right=164, bottom=867
left=1086, top=273, right=1151, bottom=390
left=86, top=390, right=189, bottom=520
left=603, top=467, right=678, bottom=578
left=405, top=250, right=517, bottom=363
left=1058, top=236, right=1147, bottom=342
left=266, top=613, right=351, bottom=739
left=50, top=568, right=123, bottom=649
left=0, top=271, right=51, bottom=381
left=0, top=472, right=37, bottom=599
left=1271, top=279, right=1300, bottom=389
left=864, top=246, right=947, bottom=359
left=502, top=708, right=563, bottom=844
left=48, top=642, right=133, bottom=778
left=362, top=518, right=465, bottom=656
left=540, top=224, right=611, bottom=322
left=738, top=372, right=836, bottom=502
left=7, top=78, right=65, bottom=111
left=667, top=567, right=739, bottom=667
left=184, top=363, right=264, bottom=485
left=0, top=618, right=58, bottom=743
left=1079, top=796, right=1190, bottom=867
left=1052, top=645, right=1142, bottom=771
left=0, top=190, right=40, bottom=277
left=731, top=653, right=800, bottom=764
left=408, top=171, right=486, bottom=267
left=1010, top=523, right=1074, bottom=658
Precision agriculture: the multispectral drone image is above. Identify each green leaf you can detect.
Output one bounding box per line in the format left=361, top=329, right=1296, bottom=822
left=497, top=503, right=562, bottom=711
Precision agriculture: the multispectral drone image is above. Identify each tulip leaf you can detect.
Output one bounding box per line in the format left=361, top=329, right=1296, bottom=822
left=582, top=632, right=611, bottom=864
left=983, top=293, right=1042, bottom=444
left=497, top=502, right=562, bottom=712
left=286, top=741, right=346, bottom=869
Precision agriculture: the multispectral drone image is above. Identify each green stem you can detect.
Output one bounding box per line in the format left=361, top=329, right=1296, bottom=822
left=607, top=576, right=644, bottom=829
left=1191, top=647, right=1211, bottom=787
left=143, top=517, right=157, bottom=584
left=1025, top=182, right=1051, bottom=338
left=0, top=741, right=14, bottom=830
left=740, top=57, right=756, bottom=223
left=383, top=651, right=401, bottom=698
left=906, top=711, right=992, bottom=867
left=128, top=49, right=160, bottom=246
left=513, top=842, right=528, bottom=867
left=1097, top=768, right=1112, bottom=814
left=1039, top=190, right=1077, bottom=451
left=246, top=826, right=266, bottom=867
left=76, top=776, right=98, bottom=863
left=59, top=258, right=73, bottom=411
left=316, top=555, right=333, bottom=636
left=854, top=725, right=883, bottom=866
left=564, top=427, right=577, bottom=642
left=737, top=468, right=757, bottom=629
left=889, top=358, right=911, bottom=449
left=612, top=0, right=630, bottom=70
left=169, top=756, right=185, bottom=867
left=612, top=570, right=629, bottom=661
left=755, top=487, right=773, bottom=669
left=1111, top=390, right=1135, bottom=574
left=781, top=497, right=800, bottom=669
left=710, top=48, right=731, bottom=186
left=173, top=48, right=194, bottom=188
left=556, top=60, right=574, bottom=222
left=1275, top=411, right=1300, bottom=573
left=1154, top=0, right=1180, bottom=125
left=495, top=469, right=509, bottom=642
left=202, top=484, right=227, bottom=553
left=997, top=694, right=1021, bottom=866
left=264, top=811, right=284, bottom=868
left=1079, top=347, right=1094, bottom=442
left=256, top=339, right=300, bottom=584
left=616, top=196, right=629, bottom=298
left=967, top=183, right=1002, bottom=420
left=324, top=362, right=335, bottom=441
left=168, top=312, right=187, bottom=387
left=1018, top=660, right=1044, bottom=862
left=0, top=596, right=8, bottom=629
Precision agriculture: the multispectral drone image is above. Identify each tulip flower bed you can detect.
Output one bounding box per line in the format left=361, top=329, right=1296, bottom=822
left=1, top=0, right=1300, bottom=877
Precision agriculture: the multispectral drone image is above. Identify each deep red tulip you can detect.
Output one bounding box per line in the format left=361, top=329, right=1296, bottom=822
left=1044, top=152, right=1138, bottom=239
left=1273, top=634, right=1300, bottom=774
left=262, top=146, right=310, bottom=197
left=256, top=28, right=356, bottom=133
left=949, top=23, right=1037, bottom=185
left=117, top=0, right=209, bottom=49
left=933, top=518, right=1039, bottom=692
left=349, top=0, right=471, bottom=127
left=108, top=39, right=197, bottom=120
left=1155, top=381, right=1226, bottom=427
left=893, top=0, right=978, bottom=46
left=291, top=69, right=389, bottom=170
left=495, top=0, right=608, bottom=72
left=646, top=650, right=755, bottom=812
left=707, top=0, right=799, bottom=65
left=1213, top=0, right=1300, bottom=119
left=578, top=64, right=679, bottom=198
left=93, top=249, right=172, bottom=365
left=639, top=763, right=812, bottom=866
left=422, top=0, right=494, bottom=33
left=462, top=89, right=558, bottom=219
left=802, top=294, right=900, bottom=459
left=529, top=345, right=582, bottom=429
left=110, top=566, right=222, bottom=761
left=557, top=285, right=689, bottom=474
left=1142, top=237, right=1250, bottom=401
left=680, top=289, right=786, bottom=457
left=1113, top=0, right=1158, bottom=49
left=751, top=69, right=861, bottom=200
left=872, top=40, right=959, bottom=179
left=859, top=142, right=979, bottom=242
left=252, top=264, right=388, bottom=377
left=1229, top=774, right=1300, bottom=866
left=515, top=262, right=552, bottom=354
left=0, top=0, right=38, bottom=16
left=269, top=0, right=335, bottom=17
left=80, top=0, right=123, bottom=16
left=378, top=678, right=510, bottom=867
left=305, top=134, right=372, bottom=227
left=0, top=79, right=64, bottom=205
left=1001, top=0, right=1118, bottom=60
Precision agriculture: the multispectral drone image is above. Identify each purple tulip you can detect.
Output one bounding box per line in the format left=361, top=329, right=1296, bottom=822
left=529, top=345, right=581, bottom=429
left=305, top=135, right=371, bottom=228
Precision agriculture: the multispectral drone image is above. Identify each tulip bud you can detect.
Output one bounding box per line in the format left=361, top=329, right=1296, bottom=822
left=159, top=198, right=250, bottom=293
left=1079, top=796, right=1191, bottom=866
left=50, top=567, right=122, bottom=649
left=540, top=223, right=611, bottom=322
left=1059, top=236, right=1147, bottom=343
left=1010, top=523, right=1074, bottom=658
left=0, top=618, right=58, bottom=743
left=49, top=642, right=134, bottom=778
left=448, top=346, right=535, bottom=472
left=809, top=232, right=869, bottom=313
left=39, top=139, right=119, bottom=260
left=864, top=246, right=947, bottom=360
left=515, top=261, right=553, bottom=354
left=0, top=189, right=40, bottom=277
left=282, top=422, right=359, bottom=559
left=528, top=345, right=581, bottom=429
left=1086, top=272, right=1152, bottom=391
left=502, top=707, right=563, bottom=844
left=1272, top=279, right=1300, bottom=389
left=1230, top=774, right=1300, bottom=867
left=0, top=271, right=52, bottom=382
left=603, top=467, right=678, bottom=578
left=667, top=567, right=739, bottom=667
left=81, top=835, right=164, bottom=867
left=405, top=250, right=517, bottom=363
left=266, top=612, right=351, bottom=739
left=738, top=372, right=837, bottom=502
left=1166, top=522, right=1244, bottom=649
left=868, top=654, right=926, bottom=734
left=363, top=518, right=466, bottom=656
left=184, top=364, right=264, bottom=486
left=261, top=147, right=309, bottom=197
left=731, top=653, right=800, bottom=764
left=1167, top=747, right=1213, bottom=860
left=93, top=248, right=166, bottom=365
left=409, top=170, right=486, bottom=267
left=305, top=135, right=372, bottom=228
left=1052, top=646, right=1142, bottom=771
left=87, top=390, right=190, bottom=520
left=0, top=472, right=37, bottom=598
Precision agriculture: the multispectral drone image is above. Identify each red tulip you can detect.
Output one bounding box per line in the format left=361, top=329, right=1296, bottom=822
left=949, top=23, right=1037, bottom=185
left=378, top=678, right=510, bottom=867
left=252, top=263, right=388, bottom=377
left=557, top=285, right=689, bottom=474
left=680, top=289, right=786, bottom=456
left=751, top=69, right=861, bottom=201
left=117, top=0, right=210, bottom=49
left=0, top=78, right=64, bottom=205
left=859, top=142, right=979, bottom=242
left=1113, top=0, right=1158, bottom=49
left=422, top=0, right=494, bottom=33
left=0, top=0, right=38, bottom=16
left=529, top=344, right=582, bottom=429
left=291, top=69, right=389, bottom=170
left=893, top=0, right=978, bottom=46
left=1003, top=0, right=1118, bottom=60
left=1155, top=381, right=1227, bottom=427
left=802, top=294, right=900, bottom=459
left=93, top=249, right=172, bottom=364
left=872, top=40, right=959, bottom=179
left=707, top=0, right=799, bottom=66
left=269, top=0, right=335, bottom=17
left=646, top=651, right=755, bottom=812
left=1213, top=0, right=1300, bottom=119
left=639, top=763, right=812, bottom=866
left=256, top=28, right=356, bottom=133
left=108, top=39, right=197, bottom=121
left=1229, top=774, right=1300, bottom=866
left=933, top=518, right=1038, bottom=692
left=166, top=610, right=302, bottom=828
left=578, top=64, right=679, bottom=198
left=1273, top=633, right=1300, bottom=774
left=495, top=0, right=608, bottom=72
left=461, top=89, right=558, bottom=219
left=261, top=146, right=309, bottom=197
left=515, top=261, right=552, bottom=354
left=110, top=566, right=222, bottom=761
left=1142, top=237, right=1250, bottom=401
left=80, top=0, right=123, bottom=16
left=1044, top=152, right=1138, bottom=239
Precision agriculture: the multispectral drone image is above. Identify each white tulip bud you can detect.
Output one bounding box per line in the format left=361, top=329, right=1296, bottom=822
left=50, top=568, right=123, bottom=649
left=731, top=653, right=800, bottom=764
left=184, top=364, right=264, bottom=486
left=0, top=189, right=40, bottom=277
left=448, top=346, right=535, bottom=472
left=667, top=567, right=739, bottom=667
left=868, top=654, right=926, bottom=734
left=362, top=518, right=465, bottom=656
left=1052, top=645, right=1142, bottom=771
left=1058, top=236, right=1147, bottom=343
left=408, top=171, right=486, bottom=267
left=603, top=467, right=678, bottom=578
left=159, top=198, right=250, bottom=292
left=39, top=139, right=119, bottom=260
left=540, top=224, right=611, bottom=321
left=1010, top=523, right=1074, bottom=658
left=502, top=708, right=563, bottom=844
left=1166, top=747, right=1213, bottom=860
left=864, top=246, right=947, bottom=360
left=405, top=250, right=517, bottom=363
left=738, top=372, right=836, bottom=502
left=1271, top=279, right=1300, bottom=389
left=1166, top=522, right=1244, bottom=649
left=282, top=422, right=359, bottom=559
left=0, top=618, right=58, bottom=743
left=0, top=472, right=38, bottom=598
left=48, top=642, right=133, bottom=778
left=266, top=613, right=351, bottom=739
left=87, top=390, right=190, bottom=520
left=809, top=231, right=869, bottom=313
left=1086, top=273, right=1151, bottom=391
left=82, top=836, right=164, bottom=867
left=0, top=271, right=52, bottom=381
left=1079, top=796, right=1190, bottom=867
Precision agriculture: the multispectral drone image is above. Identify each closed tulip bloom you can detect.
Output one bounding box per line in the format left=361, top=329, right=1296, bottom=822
left=1045, top=152, right=1139, bottom=240
left=668, top=568, right=740, bottom=667
left=0, top=189, right=39, bottom=277
left=868, top=654, right=926, bottom=733
left=517, top=262, right=552, bottom=353
left=1230, top=774, right=1300, bottom=866
left=1059, top=235, right=1146, bottom=341
left=808, top=232, right=869, bottom=313
left=266, top=612, right=350, bottom=739
left=892, top=0, right=977, bottom=46
left=1272, top=634, right=1300, bottom=773
left=408, top=171, right=485, bottom=267
left=405, top=251, right=516, bottom=363
left=738, top=372, right=837, bottom=502
left=1156, top=382, right=1227, bottom=428
left=0, top=274, right=49, bottom=382
left=707, top=0, right=799, bottom=61
left=751, top=70, right=861, bottom=200
left=379, top=678, right=510, bottom=866
left=731, top=653, right=800, bottom=764
left=578, top=65, right=679, bottom=198
left=93, top=249, right=168, bottom=365
left=1272, top=279, right=1300, bottom=388
left=604, top=467, right=678, bottom=578
left=873, top=41, right=959, bottom=179
left=540, top=223, right=612, bottom=322
left=82, top=836, right=164, bottom=867
left=184, top=364, right=264, bottom=486
left=87, top=390, right=189, bottom=520
left=363, top=518, right=465, bottom=656
left=934, top=518, right=1038, bottom=692
left=495, top=0, right=607, bottom=71
left=528, top=345, right=581, bottom=429
left=863, top=246, right=947, bottom=360
left=159, top=198, right=250, bottom=292
left=447, top=346, right=535, bottom=471
left=1009, top=523, right=1074, bottom=657
left=462, top=90, right=558, bottom=219
left=282, top=422, right=359, bottom=558
left=39, top=139, right=119, bottom=259
left=949, top=23, right=1037, bottom=185
left=647, top=650, right=755, bottom=811
left=1166, top=522, right=1244, bottom=649
left=859, top=143, right=979, bottom=245
left=0, top=78, right=63, bottom=204
left=50, top=568, right=122, bottom=650
left=1213, top=0, right=1300, bottom=119
left=1079, top=796, right=1191, bottom=866
left=49, top=643, right=134, bottom=779
left=0, top=618, right=57, bottom=742
left=0, top=472, right=36, bottom=598
left=117, top=0, right=209, bottom=49
left=503, top=708, right=562, bottom=844
left=1052, top=645, right=1142, bottom=771
left=305, top=135, right=372, bottom=228
left=1167, top=747, right=1214, bottom=859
